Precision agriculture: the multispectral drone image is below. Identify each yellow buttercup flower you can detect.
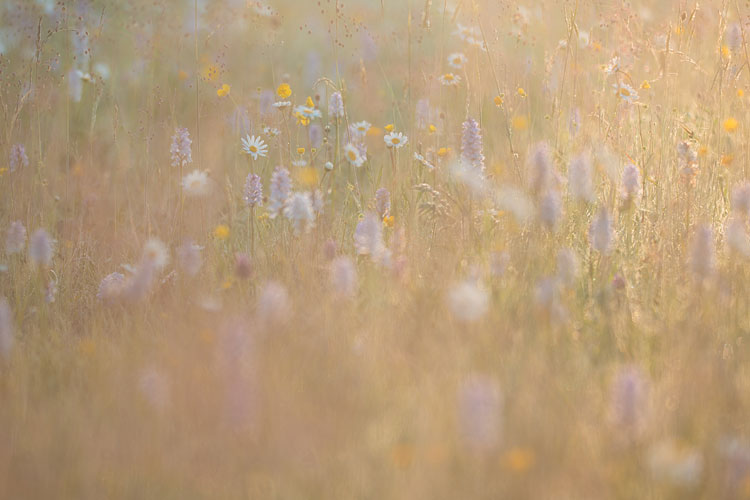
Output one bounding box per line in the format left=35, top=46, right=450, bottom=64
left=437, top=147, right=451, bottom=157
left=277, top=83, right=292, bottom=99
left=494, top=95, right=504, bottom=106
left=297, top=167, right=319, bottom=187
left=384, top=123, right=394, bottom=132
left=512, top=115, right=529, bottom=130
left=297, top=147, right=305, bottom=155
left=517, top=87, right=527, bottom=97
left=641, top=80, right=651, bottom=89
left=724, top=117, right=739, bottom=133
left=217, top=83, right=230, bottom=97
left=428, top=124, right=437, bottom=133
left=501, top=447, right=535, bottom=473
left=383, top=215, right=395, bottom=227
left=78, top=338, right=97, bottom=357
left=390, top=443, right=414, bottom=469
left=213, top=224, right=230, bottom=240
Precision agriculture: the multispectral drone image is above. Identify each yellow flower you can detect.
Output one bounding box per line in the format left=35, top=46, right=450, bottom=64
left=724, top=117, right=739, bottom=133
left=494, top=95, right=504, bottom=106
left=641, top=80, right=651, bottom=89
left=366, top=126, right=382, bottom=137
left=217, top=83, right=230, bottom=97
left=297, top=167, right=319, bottom=187
left=202, top=64, right=219, bottom=82
left=305, top=96, right=314, bottom=107
left=390, top=443, right=414, bottom=469
left=297, top=147, right=306, bottom=155
left=428, top=124, right=437, bottom=133
left=277, top=83, right=292, bottom=99
left=501, top=447, right=535, bottom=473
left=738, top=88, right=745, bottom=98
left=425, top=443, right=449, bottom=465
left=78, top=338, right=97, bottom=357
left=722, top=44, right=731, bottom=60
left=517, top=87, right=527, bottom=97
left=722, top=154, right=734, bottom=166
left=295, top=113, right=310, bottom=126
left=383, top=215, right=395, bottom=227
left=437, top=147, right=451, bottom=157
left=199, top=329, right=215, bottom=344
left=213, top=224, right=230, bottom=240
left=698, top=145, right=708, bottom=157
left=384, top=123, right=394, bottom=132
left=512, top=115, right=529, bottom=130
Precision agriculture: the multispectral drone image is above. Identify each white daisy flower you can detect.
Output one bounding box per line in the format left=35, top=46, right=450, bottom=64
left=241, top=135, right=268, bottom=160
left=181, top=169, right=210, bottom=197
left=448, top=52, right=467, bottom=69
left=351, top=120, right=371, bottom=137
left=263, top=126, right=281, bottom=137
left=604, top=56, right=620, bottom=76
left=294, top=102, right=322, bottom=120
left=142, top=238, right=169, bottom=270
left=613, top=82, right=638, bottom=103
left=384, top=132, right=408, bottom=149
left=344, top=143, right=365, bottom=167
left=439, top=72, right=462, bottom=86
left=455, top=23, right=479, bottom=42
left=454, top=23, right=486, bottom=50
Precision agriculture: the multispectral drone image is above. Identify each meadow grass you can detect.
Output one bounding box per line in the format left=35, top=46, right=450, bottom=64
left=2, top=0, right=750, bottom=498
